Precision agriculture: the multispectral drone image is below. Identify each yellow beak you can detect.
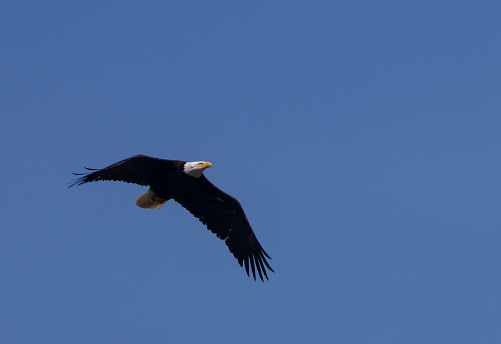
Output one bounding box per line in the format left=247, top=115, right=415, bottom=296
left=203, top=162, right=212, bottom=168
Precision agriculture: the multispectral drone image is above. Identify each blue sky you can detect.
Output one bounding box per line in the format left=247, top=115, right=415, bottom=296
left=1, top=1, right=501, bottom=343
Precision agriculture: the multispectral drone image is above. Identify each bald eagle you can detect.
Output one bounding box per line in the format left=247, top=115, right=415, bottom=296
left=69, top=154, right=273, bottom=281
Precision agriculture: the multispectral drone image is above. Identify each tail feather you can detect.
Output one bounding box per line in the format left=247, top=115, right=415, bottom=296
left=135, top=189, right=168, bottom=209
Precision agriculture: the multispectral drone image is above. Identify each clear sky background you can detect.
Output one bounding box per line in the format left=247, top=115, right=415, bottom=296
left=1, top=1, right=500, bottom=343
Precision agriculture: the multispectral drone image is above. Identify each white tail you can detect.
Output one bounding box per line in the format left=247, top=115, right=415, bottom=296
left=135, top=189, right=168, bottom=209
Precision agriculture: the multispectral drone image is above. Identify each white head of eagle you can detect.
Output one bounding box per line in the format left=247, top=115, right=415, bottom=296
left=183, top=161, right=212, bottom=178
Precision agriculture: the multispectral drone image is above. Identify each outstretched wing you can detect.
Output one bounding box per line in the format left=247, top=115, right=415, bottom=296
left=174, top=175, right=274, bottom=281
left=68, top=154, right=180, bottom=188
